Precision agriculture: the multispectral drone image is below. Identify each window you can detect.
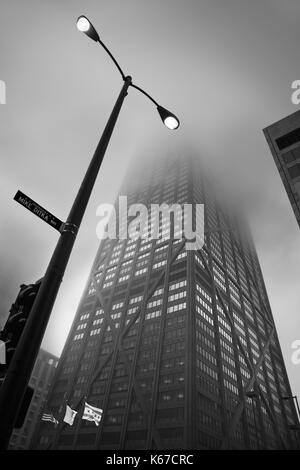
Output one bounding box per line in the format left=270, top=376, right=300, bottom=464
left=103, top=281, right=113, bottom=288
left=168, top=291, right=186, bottom=302
left=196, top=306, right=214, bottom=326
left=145, top=310, right=161, bottom=320
left=127, top=306, right=138, bottom=316
left=112, top=302, right=124, bottom=310
left=135, top=267, right=148, bottom=276
left=213, top=263, right=226, bottom=292
left=276, top=127, right=300, bottom=150
left=288, top=164, right=300, bottom=179
left=153, top=260, right=166, bottom=269
left=74, top=333, right=84, bottom=341
left=80, top=313, right=90, bottom=321
left=282, top=151, right=296, bottom=164
left=176, top=251, right=187, bottom=260
left=196, top=284, right=212, bottom=303
left=196, top=359, right=218, bottom=381
left=167, top=302, right=186, bottom=314
left=147, top=298, right=163, bottom=308
left=196, top=297, right=213, bottom=315
left=169, top=280, right=187, bottom=291
left=130, top=295, right=143, bottom=305
left=90, top=328, right=101, bottom=336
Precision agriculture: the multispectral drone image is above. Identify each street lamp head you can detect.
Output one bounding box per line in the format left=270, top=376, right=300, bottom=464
left=76, top=16, right=99, bottom=42
left=157, top=105, right=180, bottom=130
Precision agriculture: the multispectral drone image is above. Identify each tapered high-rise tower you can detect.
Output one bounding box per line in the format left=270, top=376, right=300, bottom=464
left=34, top=155, right=299, bottom=450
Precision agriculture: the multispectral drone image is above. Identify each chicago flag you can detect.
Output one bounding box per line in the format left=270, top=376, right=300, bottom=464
left=82, top=402, right=103, bottom=426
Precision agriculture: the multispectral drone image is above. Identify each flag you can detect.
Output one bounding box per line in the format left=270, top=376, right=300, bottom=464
left=82, top=402, right=103, bottom=426
left=41, top=413, right=59, bottom=426
left=63, top=404, right=77, bottom=426
left=0, top=340, right=5, bottom=365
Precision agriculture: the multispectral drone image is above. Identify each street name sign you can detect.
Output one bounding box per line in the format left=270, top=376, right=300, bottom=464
left=14, top=190, right=63, bottom=232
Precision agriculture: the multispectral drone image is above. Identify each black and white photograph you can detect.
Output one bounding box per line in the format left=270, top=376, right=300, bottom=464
left=0, top=0, right=300, bottom=458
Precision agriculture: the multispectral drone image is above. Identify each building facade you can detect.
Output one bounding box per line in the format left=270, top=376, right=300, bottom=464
left=9, top=348, right=58, bottom=450
left=264, top=110, right=300, bottom=229
left=35, top=155, right=299, bottom=450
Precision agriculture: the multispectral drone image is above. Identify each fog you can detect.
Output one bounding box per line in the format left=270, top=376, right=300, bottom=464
left=1, top=0, right=299, bottom=400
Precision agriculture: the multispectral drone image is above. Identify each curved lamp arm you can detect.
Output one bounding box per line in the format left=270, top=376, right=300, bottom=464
left=130, top=83, right=159, bottom=107
left=77, top=15, right=180, bottom=130
left=97, top=37, right=126, bottom=81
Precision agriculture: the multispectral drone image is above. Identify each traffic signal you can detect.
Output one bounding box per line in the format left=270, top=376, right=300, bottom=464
left=0, top=280, right=42, bottom=376
left=0, top=281, right=42, bottom=428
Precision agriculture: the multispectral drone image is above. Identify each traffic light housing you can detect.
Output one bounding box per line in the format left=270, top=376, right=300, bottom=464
left=0, top=280, right=42, bottom=376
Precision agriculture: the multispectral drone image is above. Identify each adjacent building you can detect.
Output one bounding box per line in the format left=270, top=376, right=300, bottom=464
left=263, top=110, right=300, bottom=229
left=9, top=348, right=58, bottom=450
left=34, top=155, right=299, bottom=450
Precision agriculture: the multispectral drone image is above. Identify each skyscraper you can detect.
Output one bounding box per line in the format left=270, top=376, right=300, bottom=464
left=263, top=110, right=300, bottom=229
left=34, top=155, right=299, bottom=450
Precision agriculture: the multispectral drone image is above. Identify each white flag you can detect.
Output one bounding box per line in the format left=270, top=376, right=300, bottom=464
left=82, top=402, right=103, bottom=426
left=0, top=340, right=6, bottom=365
left=63, top=404, right=77, bottom=426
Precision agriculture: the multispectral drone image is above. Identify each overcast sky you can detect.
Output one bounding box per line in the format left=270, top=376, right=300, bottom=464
left=1, top=0, right=300, bottom=401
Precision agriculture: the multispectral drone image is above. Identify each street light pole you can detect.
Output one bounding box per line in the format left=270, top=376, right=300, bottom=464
left=0, top=14, right=179, bottom=449
left=0, top=76, right=132, bottom=449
